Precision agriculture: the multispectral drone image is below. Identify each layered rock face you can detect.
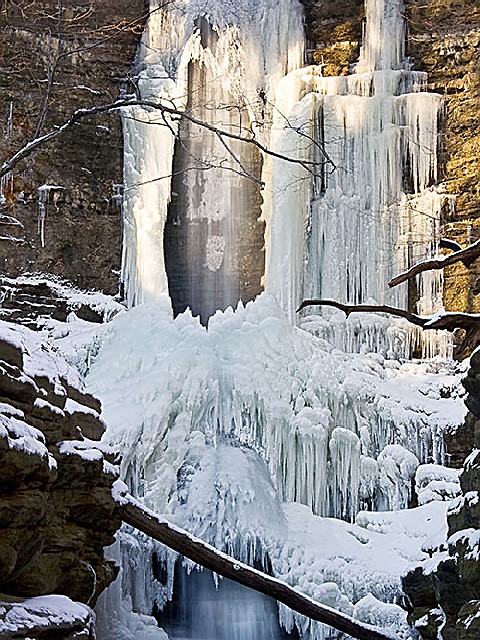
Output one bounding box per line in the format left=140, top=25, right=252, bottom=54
left=405, top=0, right=480, bottom=313
left=403, top=351, right=480, bottom=639
left=0, top=0, right=145, bottom=293
left=0, top=321, right=121, bottom=636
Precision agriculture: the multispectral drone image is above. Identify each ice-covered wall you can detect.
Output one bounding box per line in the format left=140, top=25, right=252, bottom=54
left=263, top=0, right=450, bottom=358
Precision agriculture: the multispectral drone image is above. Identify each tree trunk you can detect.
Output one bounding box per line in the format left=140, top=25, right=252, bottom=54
left=119, top=493, right=400, bottom=640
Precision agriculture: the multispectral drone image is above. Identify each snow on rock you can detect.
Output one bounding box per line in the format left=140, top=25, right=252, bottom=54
left=0, top=319, right=122, bottom=607
left=0, top=405, right=57, bottom=470
left=448, top=528, right=480, bottom=561
left=415, top=463, right=461, bottom=505
left=0, top=595, right=94, bottom=637
left=353, top=594, right=411, bottom=640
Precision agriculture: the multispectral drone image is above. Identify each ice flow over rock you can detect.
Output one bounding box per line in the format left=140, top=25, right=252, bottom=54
left=91, top=0, right=465, bottom=637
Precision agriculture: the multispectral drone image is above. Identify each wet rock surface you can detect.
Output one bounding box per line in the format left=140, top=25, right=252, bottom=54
left=0, top=0, right=145, bottom=294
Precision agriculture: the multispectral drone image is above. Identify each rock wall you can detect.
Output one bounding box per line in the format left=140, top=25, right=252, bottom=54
left=0, top=320, right=121, bottom=636
left=403, top=351, right=480, bottom=640
left=0, top=0, right=145, bottom=294
left=405, top=0, right=480, bottom=313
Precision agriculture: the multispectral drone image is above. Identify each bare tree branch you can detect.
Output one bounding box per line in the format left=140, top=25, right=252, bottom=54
left=296, top=299, right=427, bottom=327
left=388, top=239, right=480, bottom=288
left=1, top=99, right=331, bottom=182
left=439, top=238, right=463, bottom=253
left=118, top=491, right=400, bottom=640
left=297, top=299, right=480, bottom=357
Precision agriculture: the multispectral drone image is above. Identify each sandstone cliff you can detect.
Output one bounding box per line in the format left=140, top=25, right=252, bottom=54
left=0, top=0, right=145, bottom=293
left=0, top=319, right=121, bottom=638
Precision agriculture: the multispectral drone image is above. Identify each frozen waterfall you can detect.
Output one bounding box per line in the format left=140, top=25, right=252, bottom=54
left=121, top=0, right=304, bottom=319
left=91, top=0, right=465, bottom=639
left=263, top=0, right=451, bottom=358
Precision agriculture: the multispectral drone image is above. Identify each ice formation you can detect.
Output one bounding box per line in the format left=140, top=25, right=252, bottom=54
left=89, top=296, right=464, bottom=639
left=37, top=185, right=65, bottom=248
left=121, top=0, right=304, bottom=314
left=263, top=0, right=452, bottom=359
left=88, top=0, right=467, bottom=638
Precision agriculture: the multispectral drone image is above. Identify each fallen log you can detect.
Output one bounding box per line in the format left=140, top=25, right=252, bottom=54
left=115, top=487, right=399, bottom=640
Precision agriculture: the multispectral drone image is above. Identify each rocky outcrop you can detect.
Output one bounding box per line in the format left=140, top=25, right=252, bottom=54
left=0, top=320, right=121, bottom=637
left=402, top=350, right=480, bottom=639
left=0, top=274, right=124, bottom=327
left=0, top=0, right=145, bottom=294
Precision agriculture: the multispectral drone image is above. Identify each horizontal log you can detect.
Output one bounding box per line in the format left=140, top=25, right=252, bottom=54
left=118, top=491, right=399, bottom=640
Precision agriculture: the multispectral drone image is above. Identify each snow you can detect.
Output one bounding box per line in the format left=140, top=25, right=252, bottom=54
left=58, top=439, right=105, bottom=463
left=274, top=501, right=448, bottom=639
left=415, top=464, right=461, bottom=505
left=0, top=595, right=94, bottom=636
left=34, top=397, right=65, bottom=416
left=0, top=409, right=56, bottom=469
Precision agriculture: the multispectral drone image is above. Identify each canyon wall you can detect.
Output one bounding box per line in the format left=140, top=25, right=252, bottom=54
left=0, top=0, right=145, bottom=294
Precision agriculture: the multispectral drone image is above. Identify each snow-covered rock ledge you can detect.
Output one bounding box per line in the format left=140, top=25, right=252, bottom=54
left=0, top=595, right=94, bottom=639
left=0, top=320, right=122, bottom=637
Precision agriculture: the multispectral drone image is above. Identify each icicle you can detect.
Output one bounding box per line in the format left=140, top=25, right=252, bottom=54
left=37, top=185, right=64, bottom=248
left=0, top=172, right=13, bottom=204
left=121, top=0, right=305, bottom=311
left=264, top=0, right=452, bottom=359
left=6, top=100, right=13, bottom=138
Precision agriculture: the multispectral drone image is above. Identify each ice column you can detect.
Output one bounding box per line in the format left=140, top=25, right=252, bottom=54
left=121, top=0, right=304, bottom=315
